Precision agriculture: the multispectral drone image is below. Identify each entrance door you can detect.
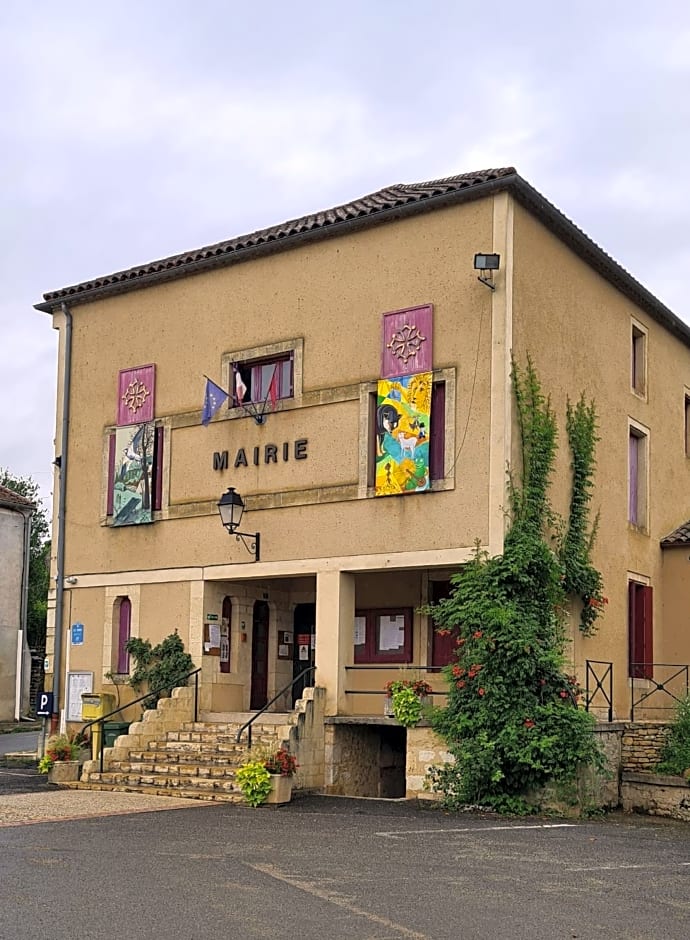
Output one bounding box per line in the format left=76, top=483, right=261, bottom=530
left=250, top=601, right=270, bottom=709
left=292, top=603, right=315, bottom=706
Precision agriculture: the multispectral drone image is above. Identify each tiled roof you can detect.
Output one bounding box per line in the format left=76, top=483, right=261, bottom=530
left=661, top=521, right=690, bottom=546
left=0, top=484, right=35, bottom=510
left=35, top=166, right=690, bottom=350
left=38, top=168, right=516, bottom=306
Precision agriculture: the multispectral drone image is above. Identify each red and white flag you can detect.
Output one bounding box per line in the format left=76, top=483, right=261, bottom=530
left=233, top=364, right=247, bottom=403
left=267, top=367, right=278, bottom=411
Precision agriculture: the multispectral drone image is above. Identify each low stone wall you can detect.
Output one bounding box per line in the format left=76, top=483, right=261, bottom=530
left=284, top=686, right=326, bottom=792
left=406, top=724, right=452, bottom=801
left=620, top=722, right=671, bottom=772
left=622, top=772, right=690, bottom=821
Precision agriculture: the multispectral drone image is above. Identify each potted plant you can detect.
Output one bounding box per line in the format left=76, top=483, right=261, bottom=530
left=38, top=733, right=82, bottom=784
left=384, top=677, right=433, bottom=726
left=236, top=746, right=298, bottom=806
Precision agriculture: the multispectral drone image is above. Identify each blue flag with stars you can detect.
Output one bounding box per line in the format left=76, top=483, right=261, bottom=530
left=201, top=377, right=228, bottom=426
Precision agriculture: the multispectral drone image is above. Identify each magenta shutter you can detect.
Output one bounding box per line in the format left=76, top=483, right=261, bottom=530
left=382, top=304, right=433, bottom=378
left=117, top=598, right=132, bottom=674
left=220, top=596, right=232, bottom=674
left=430, top=382, right=446, bottom=480
left=628, top=433, right=638, bottom=524
left=117, top=364, right=155, bottom=425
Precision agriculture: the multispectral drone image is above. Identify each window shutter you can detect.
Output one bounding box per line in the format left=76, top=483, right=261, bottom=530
left=153, top=425, right=164, bottom=511
left=106, top=433, right=116, bottom=516
left=629, top=582, right=653, bottom=679
left=430, top=381, right=446, bottom=481
left=117, top=597, right=131, bottom=674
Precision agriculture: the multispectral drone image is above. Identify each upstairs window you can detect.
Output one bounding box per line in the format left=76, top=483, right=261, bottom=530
left=628, top=425, right=649, bottom=529
left=631, top=322, right=647, bottom=397
left=233, top=354, right=293, bottom=407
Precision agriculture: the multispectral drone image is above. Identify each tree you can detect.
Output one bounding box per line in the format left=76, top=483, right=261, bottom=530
left=0, top=469, right=51, bottom=651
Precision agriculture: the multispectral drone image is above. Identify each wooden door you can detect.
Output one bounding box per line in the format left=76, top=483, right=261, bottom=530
left=250, top=601, right=270, bottom=709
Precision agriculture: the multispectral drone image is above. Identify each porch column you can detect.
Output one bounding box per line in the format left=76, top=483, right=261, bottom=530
left=315, top=570, right=354, bottom=716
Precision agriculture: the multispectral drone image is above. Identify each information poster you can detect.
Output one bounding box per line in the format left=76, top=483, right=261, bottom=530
left=67, top=671, right=94, bottom=722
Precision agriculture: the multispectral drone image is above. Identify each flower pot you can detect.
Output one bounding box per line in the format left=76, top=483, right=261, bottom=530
left=265, top=774, right=293, bottom=805
left=48, top=760, right=81, bottom=784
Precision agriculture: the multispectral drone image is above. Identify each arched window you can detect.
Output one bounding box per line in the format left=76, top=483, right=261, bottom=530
left=116, top=597, right=131, bottom=674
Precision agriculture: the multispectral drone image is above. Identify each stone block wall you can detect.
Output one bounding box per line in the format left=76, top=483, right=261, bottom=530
left=620, top=722, right=671, bottom=772
left=622, top=772, right=690, bottom=820
left=406, top=724, right=452, bottom=801
left=324, top=723, right=383, bottom=796
left=284, top=686, right=326, bottom=791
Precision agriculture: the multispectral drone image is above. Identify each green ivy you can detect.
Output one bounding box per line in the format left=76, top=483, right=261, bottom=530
left=656, top=696, right=690, bottom=777
left=390, top=684, right=425, bottom=727
left=426, top=359, right=602, bottom=813
left=124, top=632, right=195, bottom=710
left=560, top=395, right=606, bottom=635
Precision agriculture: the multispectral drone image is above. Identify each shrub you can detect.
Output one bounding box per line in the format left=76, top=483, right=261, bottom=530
left=657, top=696, right=690, bottom=777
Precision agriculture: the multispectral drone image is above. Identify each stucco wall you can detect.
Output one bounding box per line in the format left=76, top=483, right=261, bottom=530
left=512, top=203, right=690, bottom=716
left=0, top=507, right=26, bottom=719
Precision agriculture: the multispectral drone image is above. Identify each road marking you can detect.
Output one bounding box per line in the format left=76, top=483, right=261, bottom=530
left=248, top=862, right=430, bottom=939
left=0, top=770, right=39, bottom=778
left=567, top=864, right=649, bottom=872
left=376, top=823, right=576, bottom=839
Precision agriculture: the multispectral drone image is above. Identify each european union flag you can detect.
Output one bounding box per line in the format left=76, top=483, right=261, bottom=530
left=201, top=377, right=228, bottom=426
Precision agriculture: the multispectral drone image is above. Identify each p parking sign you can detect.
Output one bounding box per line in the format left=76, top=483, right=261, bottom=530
left=36, top=691, right=53, bottom=717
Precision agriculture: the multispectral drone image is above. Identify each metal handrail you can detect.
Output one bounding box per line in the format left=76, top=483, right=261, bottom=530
left=82, top=667, right=201, bottom=773
left=585, top=660, right=613, bottom=722
left=235, top=666, right=315, bottom=748
left=630, top=663, right=689, bottom=720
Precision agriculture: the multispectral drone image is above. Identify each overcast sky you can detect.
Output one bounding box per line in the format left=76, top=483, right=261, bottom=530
left=2, top=0, right=689, bottom=517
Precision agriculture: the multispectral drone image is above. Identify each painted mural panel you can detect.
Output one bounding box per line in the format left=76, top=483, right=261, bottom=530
left=112, top=423, right=155, bottom=526
left=381, top=304, right=432, bottom=379
left=375, top=372, right=432, bottom=496
left=118, top=364, right=155, bottom=426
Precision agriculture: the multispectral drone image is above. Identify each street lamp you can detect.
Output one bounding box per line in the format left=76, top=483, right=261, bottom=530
left=217, top=487, right=260, bottom=561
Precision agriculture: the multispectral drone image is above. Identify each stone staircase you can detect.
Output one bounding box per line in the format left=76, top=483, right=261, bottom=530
left=79, top=711, right=292, bottom=803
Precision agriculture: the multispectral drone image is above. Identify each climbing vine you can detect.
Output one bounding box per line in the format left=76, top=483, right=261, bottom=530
left=426, top=359, right=602, bottom=814
left=559, top=395, right=606, bottom=635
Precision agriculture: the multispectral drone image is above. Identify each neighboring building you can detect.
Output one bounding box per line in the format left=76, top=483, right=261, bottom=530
left=0, top=484, right=34, bottom=721
left=35, top=168, right=690, bottom=792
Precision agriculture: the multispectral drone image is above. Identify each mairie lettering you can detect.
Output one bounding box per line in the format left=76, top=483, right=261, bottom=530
left=213, top=439, right=308, bottom=471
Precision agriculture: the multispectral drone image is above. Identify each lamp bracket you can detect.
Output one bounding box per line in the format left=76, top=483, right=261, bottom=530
left=233, top=530, right=261, bottom=562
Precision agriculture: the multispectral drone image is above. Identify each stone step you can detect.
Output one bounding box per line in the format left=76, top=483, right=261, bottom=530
left=165, top=730, right=285, bottom=746
left=86, top=770, right=242, bottom=793
left=72, top=780, right=246, bottom=803
left=118, top=760, right=240, bottom=777
left=128, top=748, right=245, bottom=764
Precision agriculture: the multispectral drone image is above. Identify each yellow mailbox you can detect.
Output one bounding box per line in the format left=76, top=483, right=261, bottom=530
left=81, top=692, right=116, bottom=759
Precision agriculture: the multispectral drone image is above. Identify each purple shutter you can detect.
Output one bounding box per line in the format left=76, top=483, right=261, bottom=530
left=106, top=433, right=116, bottom=516
left=117, top=598, right=132, bottom=674
left=153, top=425, right=164, bottom=511
left=430, top=382, right=446, bottom=481
left=628, top=433, right=638, bottom=524
left=629, top=583, right=653, bottom=679
left=381, top=304, right=433, bottom=378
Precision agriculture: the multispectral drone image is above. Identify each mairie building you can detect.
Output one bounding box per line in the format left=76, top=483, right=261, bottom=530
left=35, top=167, right=690, bottom=799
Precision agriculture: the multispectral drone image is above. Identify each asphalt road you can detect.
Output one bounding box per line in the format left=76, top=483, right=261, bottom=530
left=0, top=731, right=39, bottom=756
left=0, top=792, right=689, bottom=939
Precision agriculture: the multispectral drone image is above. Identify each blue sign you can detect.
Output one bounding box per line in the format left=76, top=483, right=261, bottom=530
left=71, top=622, right=84, bottom=645
left=36, top=691, right=53, bottom=717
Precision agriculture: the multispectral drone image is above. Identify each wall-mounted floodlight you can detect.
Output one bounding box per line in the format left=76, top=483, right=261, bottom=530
left=474, top=253, right=501, bottom=290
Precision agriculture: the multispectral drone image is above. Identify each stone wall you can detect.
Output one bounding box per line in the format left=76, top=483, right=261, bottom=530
left=284, top=686, right=326, bottom=791
left=622, top=772, right=690, bottom=821
left=620, top=722, right=671, bottom=772
left=406, top=724, right=452, bottom=801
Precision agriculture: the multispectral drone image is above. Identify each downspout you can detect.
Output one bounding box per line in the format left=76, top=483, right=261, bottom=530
left=15, top=506, right=32, bottom=720
left=51, top=301, right=73, bottom=730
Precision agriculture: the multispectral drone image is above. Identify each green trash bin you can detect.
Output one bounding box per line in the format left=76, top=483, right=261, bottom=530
left=103, top=721, right=130, bottom=747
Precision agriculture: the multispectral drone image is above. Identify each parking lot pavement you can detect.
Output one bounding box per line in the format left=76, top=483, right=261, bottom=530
left=0, top=794, right=689, bottom=939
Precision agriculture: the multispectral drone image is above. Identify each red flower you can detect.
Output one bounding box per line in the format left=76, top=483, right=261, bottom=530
left=456, top=637, right=466, bottom=647
left=524, top=719, right=535, bottom=729
left=456, top=680, right=465, bottom=689
left=437, top=629, right=451, bottom=637
left=473, top=631, right=483, bottom=639
left=452, top=665, right=465, bottom=678
left=559, top=690, right=568, bottom=699
left=477, top=687, right=485, bottom=696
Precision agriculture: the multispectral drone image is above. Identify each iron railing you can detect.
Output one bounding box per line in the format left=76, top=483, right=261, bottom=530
left=344, top=664, right=448, bottom=699
left=630, top=664, right=689, bottom=720
left=82, top=667, right=201, bottom=773
left=235, top=666, right=315, bottom=748
left=585, top=660, right=613, bottom=722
